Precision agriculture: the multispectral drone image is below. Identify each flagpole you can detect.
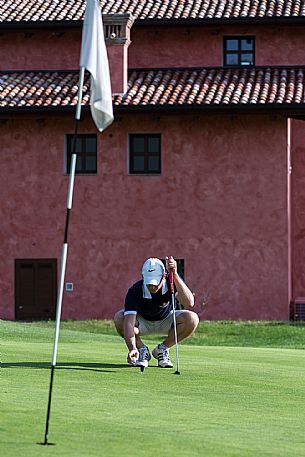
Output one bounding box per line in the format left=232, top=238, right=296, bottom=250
left=41, top=0, right=113, bottom=444
left=42, top=66, right=85, bottom=446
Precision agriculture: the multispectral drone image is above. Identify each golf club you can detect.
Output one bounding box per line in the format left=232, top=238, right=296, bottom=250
left=169, top=269, right=180, bottom=375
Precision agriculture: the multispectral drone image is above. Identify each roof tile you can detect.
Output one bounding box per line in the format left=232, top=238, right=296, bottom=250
left=1, top=0, right=305, bottom=23
left=1, top=67, right=305, bottom=111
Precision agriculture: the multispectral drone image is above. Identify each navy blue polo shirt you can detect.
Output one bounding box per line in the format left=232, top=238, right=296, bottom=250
left=124, top=276, right=174, bottom=321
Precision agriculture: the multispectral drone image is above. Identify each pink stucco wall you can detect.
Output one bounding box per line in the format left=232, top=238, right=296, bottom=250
left=108, top=44, right=129, bottom=94
left=0, top=29, right=81, bottom=70
left=0, top=112, right=289, bottom=321
left=1, top=24, right=305, bottom=73
left=0, top=29, right=125, bottom=94
left=129, top=25, right=305, bottom=68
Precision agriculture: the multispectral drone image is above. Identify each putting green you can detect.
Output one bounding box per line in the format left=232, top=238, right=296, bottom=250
left=1, top=321, right=305, bottom=457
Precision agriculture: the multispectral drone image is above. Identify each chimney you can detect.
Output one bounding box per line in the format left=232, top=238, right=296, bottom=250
left=103, top=14, right=134, bottom=95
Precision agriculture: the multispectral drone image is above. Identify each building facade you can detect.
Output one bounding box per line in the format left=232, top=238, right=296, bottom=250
left=1, top=0, right=305, bottom=321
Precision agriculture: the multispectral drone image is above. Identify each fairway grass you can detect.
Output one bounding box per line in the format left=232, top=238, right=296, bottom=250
left=1, top=321, right=305, bottom=457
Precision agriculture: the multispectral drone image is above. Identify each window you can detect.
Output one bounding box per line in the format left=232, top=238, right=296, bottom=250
left=66, top=134, right=97, bottom=174
left=224, top=36, right=255, bottom=66
left=129, top=134, right=161, bottom=175
left=161, top=259, right=185, bottom=280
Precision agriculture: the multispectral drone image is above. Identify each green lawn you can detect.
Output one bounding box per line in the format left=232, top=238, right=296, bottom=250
left=1, top=320, right=305, bottom=457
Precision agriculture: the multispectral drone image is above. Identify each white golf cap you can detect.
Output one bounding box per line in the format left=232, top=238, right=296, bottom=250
left=142, top=258, right=165, bottom=285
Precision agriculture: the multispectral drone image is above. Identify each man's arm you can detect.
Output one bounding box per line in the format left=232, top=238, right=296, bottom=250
left=124, top=313, right=139, bottom=364
left=173, top=272, right=195, bottom=308
left=166, top=256, right=195, bottom=308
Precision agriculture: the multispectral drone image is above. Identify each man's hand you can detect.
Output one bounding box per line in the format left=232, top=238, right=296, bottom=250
left=166, top=255, right=195, bottom=308
left=165, top=256, right=177, bottom=275
left=127, top=348, right=139, bottom=365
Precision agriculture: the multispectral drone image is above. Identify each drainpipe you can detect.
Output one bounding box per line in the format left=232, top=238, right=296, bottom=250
left=287, top=117, right=293, bottom=318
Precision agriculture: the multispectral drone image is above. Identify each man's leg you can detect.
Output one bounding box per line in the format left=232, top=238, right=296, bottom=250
left=162, top=310, right=199, bottom=349
left=152, top=310, right=199, bottom=368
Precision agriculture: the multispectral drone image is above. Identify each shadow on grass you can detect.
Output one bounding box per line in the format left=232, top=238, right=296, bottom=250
left=0, top=361, right=130, bottom=373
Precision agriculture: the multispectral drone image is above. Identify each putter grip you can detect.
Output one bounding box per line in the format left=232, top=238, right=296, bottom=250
left=169, top=270, right=174, bottom=294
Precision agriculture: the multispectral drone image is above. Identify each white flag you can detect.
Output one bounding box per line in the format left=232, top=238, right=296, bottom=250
left=80, top=0, right=114, bottom=132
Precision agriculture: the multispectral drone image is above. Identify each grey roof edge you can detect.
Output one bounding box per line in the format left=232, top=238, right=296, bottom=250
left=0, top=103, right=305, bottom=116
left=0, top=19, right=83, bottom=30
left=1, top=15, right=305, bottom=30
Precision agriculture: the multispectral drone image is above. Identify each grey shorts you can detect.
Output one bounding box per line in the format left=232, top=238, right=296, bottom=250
left=137, top=310, right=187, bottom=336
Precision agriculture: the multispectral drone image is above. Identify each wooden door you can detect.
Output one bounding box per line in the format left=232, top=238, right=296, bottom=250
left=15, top=259, right=57, bottom=320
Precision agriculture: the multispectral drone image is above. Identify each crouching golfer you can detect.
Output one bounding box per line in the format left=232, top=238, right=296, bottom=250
left=114, top=256, right=199, bottom=369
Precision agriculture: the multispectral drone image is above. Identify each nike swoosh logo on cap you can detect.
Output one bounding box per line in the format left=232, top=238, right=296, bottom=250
left=148, top=269, right=155, bottom=272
